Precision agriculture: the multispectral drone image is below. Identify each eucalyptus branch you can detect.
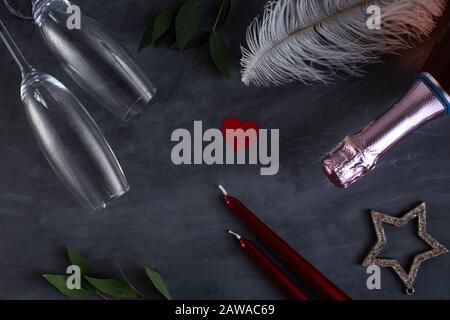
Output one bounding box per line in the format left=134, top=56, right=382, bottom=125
left=139, top=0, right=239, bottom=78
left=44, top=246, right=171, bottom=300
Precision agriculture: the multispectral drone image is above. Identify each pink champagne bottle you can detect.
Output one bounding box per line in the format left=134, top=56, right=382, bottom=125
left=322, top=23, right=450, bottom=188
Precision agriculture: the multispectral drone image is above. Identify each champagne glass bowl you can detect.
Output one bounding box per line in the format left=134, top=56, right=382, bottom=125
left=3, top=0, right=157, bottom=120
left=0, top=20, right=130, bottom=211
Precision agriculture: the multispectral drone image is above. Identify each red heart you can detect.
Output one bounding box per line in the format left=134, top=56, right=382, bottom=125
left=221, top=117, right=260, bottom=152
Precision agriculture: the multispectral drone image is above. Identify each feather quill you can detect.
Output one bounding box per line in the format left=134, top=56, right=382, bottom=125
left=241, top=0, right=447, bottom=86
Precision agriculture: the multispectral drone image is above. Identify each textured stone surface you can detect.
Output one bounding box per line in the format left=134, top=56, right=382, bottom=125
left=0, top=0, right=449, bottom=299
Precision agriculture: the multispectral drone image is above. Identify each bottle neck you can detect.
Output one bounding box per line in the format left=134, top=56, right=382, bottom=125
left=361, top=78, right=446, bottom=150
left=322, top=78, right=446, bottom=188
left=417, top=73, right=450, bottom=114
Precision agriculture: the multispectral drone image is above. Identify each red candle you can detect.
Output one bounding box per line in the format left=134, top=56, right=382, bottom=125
left=228, top=231, right=309, bottom=300
left=219, top=186, right=351, bottom=300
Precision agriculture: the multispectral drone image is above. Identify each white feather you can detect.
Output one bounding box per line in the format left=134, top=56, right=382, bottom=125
left=241, top=0, right=447, bottom=86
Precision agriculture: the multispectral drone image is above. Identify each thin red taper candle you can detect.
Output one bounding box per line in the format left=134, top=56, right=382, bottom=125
left=228, top=230, right=310, bottom=300
left=220, top=185, right=351, bottom=300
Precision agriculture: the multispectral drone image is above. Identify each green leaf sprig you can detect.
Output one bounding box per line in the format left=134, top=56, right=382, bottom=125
left=140, top=0, right=239, bottom=78
left=44, top=246, right=172, bottom=300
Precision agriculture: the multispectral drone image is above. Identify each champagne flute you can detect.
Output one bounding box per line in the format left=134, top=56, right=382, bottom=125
left=3, top=0, right=157, bottom=121
left=0, top=20, right=130, bottom=211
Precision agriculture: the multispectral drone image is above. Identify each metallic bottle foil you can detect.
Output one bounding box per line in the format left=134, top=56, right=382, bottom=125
left=322, top=73, right=450, bottom=188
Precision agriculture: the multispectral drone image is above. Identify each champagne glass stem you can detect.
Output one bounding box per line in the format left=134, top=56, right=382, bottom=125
left=0, top=20, right=33, bottom=74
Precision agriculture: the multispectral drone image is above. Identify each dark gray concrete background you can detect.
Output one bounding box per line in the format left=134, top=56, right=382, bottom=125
left=1, top=0, right=449, bottom=300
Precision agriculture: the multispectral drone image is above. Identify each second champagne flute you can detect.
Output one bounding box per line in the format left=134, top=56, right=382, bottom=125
left=31, top=0, right=157, bottom=120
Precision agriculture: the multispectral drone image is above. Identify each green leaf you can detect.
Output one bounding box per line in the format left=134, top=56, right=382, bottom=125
left=43, top=275, right=91, bottom=298
left=209, top=31, right=229, bottom=78
left=139, top=23, right=154, bottom=51
left=66, top=246, right=97, bottom=293
left=216, top=0, right=239, bottom=30
left=139, top=11, right=175, bottom=51
left=66, top=246, right=92, bottom=276
left=186, top=31, right=210, bottom=49
left=155, top=27, right=176, bottom=47
left=85, top=276, right=138, bottom=299
left=229, top=0, right=239, bottom=13
left=145, top=266, right=172, bottom=300
left=115, top=262, right=144, bottom=298
left=151, top=11, right=174, bottom=45
left=170, top=30, right=210, bottom=51
left=175, top=0, right=203, bottom=50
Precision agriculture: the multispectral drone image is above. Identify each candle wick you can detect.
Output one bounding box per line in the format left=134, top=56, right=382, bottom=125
left=218, top=185, right=228, bottom=196
left=227, top=230, right=242, bottom=240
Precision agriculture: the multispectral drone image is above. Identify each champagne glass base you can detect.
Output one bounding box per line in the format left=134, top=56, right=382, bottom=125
left=110, top=185, right=131, bottom=200
left=91, top=184, right=130, bottom=212
left=123, top=95, right=156, bottom=121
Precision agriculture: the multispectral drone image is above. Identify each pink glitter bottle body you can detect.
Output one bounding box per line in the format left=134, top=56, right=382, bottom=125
left=322, top=22, right=450, bottom=188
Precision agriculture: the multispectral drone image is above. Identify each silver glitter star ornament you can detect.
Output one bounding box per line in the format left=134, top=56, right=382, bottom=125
left=362, top=202, right=448, bottom=295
